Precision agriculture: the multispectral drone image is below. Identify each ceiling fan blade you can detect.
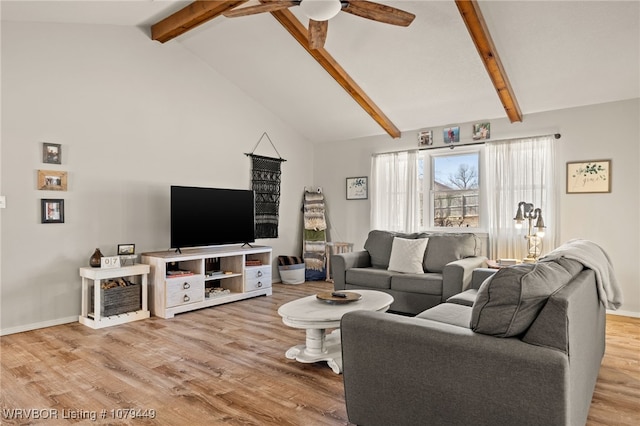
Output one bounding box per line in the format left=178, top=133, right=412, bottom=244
left=342, top=0, right=415, bottom=27
left=308, top=19, right=328, bottom=49
left=223, top=1, right=298, bottom=18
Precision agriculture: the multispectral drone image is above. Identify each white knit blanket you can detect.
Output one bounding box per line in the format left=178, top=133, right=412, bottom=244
left=539, top=239, right=622, bottom=310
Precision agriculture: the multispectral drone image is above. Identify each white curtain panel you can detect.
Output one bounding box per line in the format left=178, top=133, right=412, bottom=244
left=486, top=135, right=558, bottom=260
left=371, top=150, right=420, bottom=232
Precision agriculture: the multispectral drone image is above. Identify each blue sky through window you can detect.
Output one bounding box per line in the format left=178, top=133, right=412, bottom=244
left=433, top=153, right=479, bottom=188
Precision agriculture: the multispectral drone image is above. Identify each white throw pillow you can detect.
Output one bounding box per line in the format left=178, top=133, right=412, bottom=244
left=387, top=237, right=429, bottom=274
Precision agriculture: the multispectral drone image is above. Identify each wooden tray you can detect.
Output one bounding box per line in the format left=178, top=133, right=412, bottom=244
left=316, top=291, right=362, bottom=304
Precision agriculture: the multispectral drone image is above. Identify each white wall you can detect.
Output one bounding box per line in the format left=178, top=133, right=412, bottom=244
left=2, top=21, right=637, bottom=334
left=0, top=22, right=313, bottom=334
left=315, top=99, right=640, bottom=317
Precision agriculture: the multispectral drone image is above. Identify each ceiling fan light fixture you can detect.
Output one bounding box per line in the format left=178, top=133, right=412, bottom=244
left=300, top=0, right=342, bottom=21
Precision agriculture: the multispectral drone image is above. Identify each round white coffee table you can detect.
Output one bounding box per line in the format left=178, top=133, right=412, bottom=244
left=277, top=290, right=394, bottom=374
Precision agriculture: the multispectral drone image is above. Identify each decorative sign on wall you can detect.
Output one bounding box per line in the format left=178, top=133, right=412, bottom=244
left=566, top=160, right=611, bottom=194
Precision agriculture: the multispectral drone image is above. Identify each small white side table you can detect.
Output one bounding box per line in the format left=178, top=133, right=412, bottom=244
left=79, top=263, right=150, bottom=329
left=325, top=242, right=354, bottom=282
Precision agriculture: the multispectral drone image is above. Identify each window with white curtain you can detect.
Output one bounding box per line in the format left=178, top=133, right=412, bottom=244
left=370, top=150, right=420, bottom=232
left=485, top=135, right=557, bottom=260
left=370, top=135, right=556, bottom=257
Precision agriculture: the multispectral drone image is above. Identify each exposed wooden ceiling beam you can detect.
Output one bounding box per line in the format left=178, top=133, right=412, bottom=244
left=268, top=7, right=401, bottom=139
left=455, top=0, right=522, bottom=122
left=151, top=1, right=400, bottom=138
left=151, top=0, right=247, bottom=43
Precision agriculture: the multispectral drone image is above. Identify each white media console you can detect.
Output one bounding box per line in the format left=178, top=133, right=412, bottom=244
left=141, top=245, right=272, bottom=319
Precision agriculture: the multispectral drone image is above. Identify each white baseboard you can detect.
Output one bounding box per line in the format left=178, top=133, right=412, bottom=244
left=607, top=309, right=640, bottom=319
left=0, top=316, right=77, bottom=336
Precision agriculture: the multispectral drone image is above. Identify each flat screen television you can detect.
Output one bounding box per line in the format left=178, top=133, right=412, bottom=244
left=170, top=186, right=255, bottom=250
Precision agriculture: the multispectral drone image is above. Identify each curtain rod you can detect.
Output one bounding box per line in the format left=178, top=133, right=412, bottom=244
left=373, top=133, right=561, bottom=157
left=419, top=133, right=561, bottom=151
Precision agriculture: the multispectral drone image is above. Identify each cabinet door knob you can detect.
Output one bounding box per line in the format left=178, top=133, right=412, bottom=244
left=183, top=295, right=190, bottom=302
left=183, top=282, right=190, bottom=289
left=257, top=281, right=262, bottom=288
left=257, top=271, right=263, bottom=277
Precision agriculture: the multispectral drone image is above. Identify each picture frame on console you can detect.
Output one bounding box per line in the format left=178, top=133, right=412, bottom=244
left=118, top=244, right=135, bottom=255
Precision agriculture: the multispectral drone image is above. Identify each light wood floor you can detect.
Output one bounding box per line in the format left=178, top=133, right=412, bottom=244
left=1, top=281, right=638, bottom=425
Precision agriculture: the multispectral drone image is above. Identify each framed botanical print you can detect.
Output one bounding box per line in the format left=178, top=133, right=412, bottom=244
left=566, top=160, right=611, bottom=193
left=346, top=177, right=368, bottom=200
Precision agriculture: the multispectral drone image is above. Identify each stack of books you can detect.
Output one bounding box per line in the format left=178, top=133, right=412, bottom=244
left=166, top=270, right=194, bottom=277
left=245, top=260, right=262, bottom=267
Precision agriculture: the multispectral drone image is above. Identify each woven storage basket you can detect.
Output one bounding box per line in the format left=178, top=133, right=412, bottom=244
left=278, top=255, right=305, bottom=285
left=91, top=284, right=141, bottom=317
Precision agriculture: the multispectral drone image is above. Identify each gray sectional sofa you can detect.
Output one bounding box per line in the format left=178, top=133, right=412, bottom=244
left=332, top=230, right=487, bottom=314
left=340, top=249, right=608, bottom=426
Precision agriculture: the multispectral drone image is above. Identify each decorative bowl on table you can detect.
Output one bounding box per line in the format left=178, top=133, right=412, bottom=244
left=316, top=291, right=362, bottom=304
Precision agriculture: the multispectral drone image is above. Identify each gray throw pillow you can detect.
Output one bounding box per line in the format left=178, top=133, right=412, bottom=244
left=364, top=230, right=396, bottom=269
left=365, top=230, right=419, bottom=269
left=470, top=258, right=583, bottom=337
left=423, top=233, right=478, bottom=272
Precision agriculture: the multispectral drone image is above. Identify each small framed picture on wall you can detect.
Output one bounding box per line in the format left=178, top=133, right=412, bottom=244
left=42, top=142, right=62, bottom=164
left=346, top=177, right=368, bottom=200
left=41, top=199, right=65, bottom=223
left=418, top=130, right=433, bottom=146
left=37, top=170, right=67, bottom=191
left=443, top=126, right=460, bottom=143
left=472, top=122, right=491, bottom=140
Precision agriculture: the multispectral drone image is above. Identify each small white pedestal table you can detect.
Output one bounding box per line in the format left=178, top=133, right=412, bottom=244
left=277, top=290, right=394, bottom=374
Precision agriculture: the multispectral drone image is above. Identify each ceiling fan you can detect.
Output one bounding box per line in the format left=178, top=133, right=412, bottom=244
left=223, top=0, right=416, bottom=49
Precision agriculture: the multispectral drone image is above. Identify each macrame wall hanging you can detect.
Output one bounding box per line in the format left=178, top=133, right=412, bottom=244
left=245, top=132, right=286, bottom=239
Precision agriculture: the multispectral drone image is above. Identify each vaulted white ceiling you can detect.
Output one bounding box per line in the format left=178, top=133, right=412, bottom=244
left=2, top=1, right=639, bottom=143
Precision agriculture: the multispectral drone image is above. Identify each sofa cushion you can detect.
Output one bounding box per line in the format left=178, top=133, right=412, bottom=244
left=390, top=272, right=443, bottom=295
left=364, top=230, right=419, bottom=269
left=388, top=237, right=429, bottom=274
left=423, top=233, right=479, bottom=272
left=416, top=303, right=472, bottom=328
left=346, top=268, right=394, bottom=290
left=470, top=258, right=584, bottom=337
